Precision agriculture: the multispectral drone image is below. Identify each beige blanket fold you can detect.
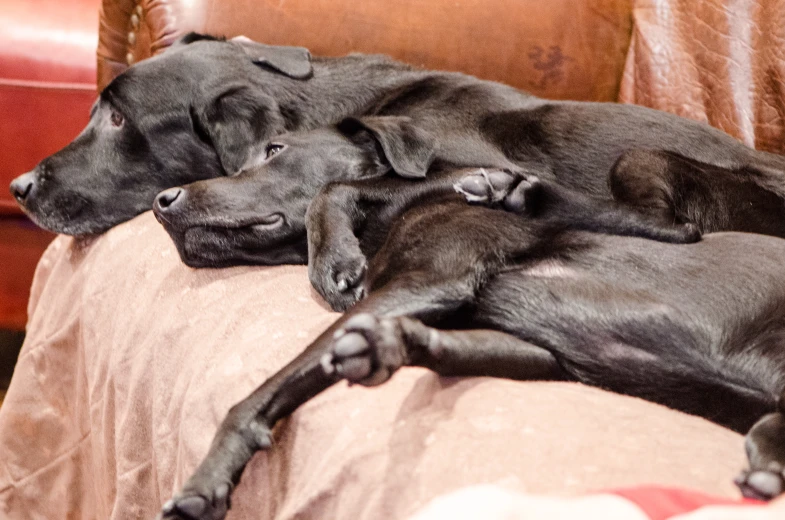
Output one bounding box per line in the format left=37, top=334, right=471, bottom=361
left=0, top=212, right=747, bottom=520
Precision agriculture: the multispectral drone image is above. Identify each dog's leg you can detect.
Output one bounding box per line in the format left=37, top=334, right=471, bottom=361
left=737, top=399, right=785, bottom=501
left=157, top=276, right=483, bottom=520
left=455, top=167, right=701, bottom=243
left=323, top=313, right=568, bottom=386
left=608, top=150, right=679, bottom=222
left=612, top=149, right=785, bottom=238
left=307, top=175, right=456, bottom=311
left=306, top=182, right=369, bottom=311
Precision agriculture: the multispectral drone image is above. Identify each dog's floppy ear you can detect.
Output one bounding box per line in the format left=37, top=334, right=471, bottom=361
left=230, top=36, right=313, bottom=80
left=337, top=116, right=437, bottom=179
left=190, top=85, right=287, bottom=174
left=171, top=32, right=225, bottom=47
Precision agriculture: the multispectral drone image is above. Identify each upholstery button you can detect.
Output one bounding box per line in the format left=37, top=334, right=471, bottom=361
left=126, top=52, right=135, bottom=65
left=135, top=5, right=143, bottom=16
left=128, top=32, right=136, bottom=45
left=131, top=14, right=139, bottom=30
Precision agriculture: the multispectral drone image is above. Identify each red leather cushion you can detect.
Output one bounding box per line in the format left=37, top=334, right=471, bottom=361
left=0, top=218, right=54, bottom=329
left=0, top=0, right=99, bottom=214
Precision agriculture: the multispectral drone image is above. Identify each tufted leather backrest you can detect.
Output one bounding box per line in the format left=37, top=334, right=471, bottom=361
left=97, top=0, right=635, bottom=101
left=98, top=0, right=785, bottom=153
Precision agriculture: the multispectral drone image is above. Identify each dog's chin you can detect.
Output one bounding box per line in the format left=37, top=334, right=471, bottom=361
left=169, top=221, right=308, bottom=268
left=19, top=205, right=123, bottom=237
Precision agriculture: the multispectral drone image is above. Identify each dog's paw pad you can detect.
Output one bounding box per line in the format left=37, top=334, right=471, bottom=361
left=454, top=168, right=516, bottom=204
left=323, top=313, right=406, bottom=386
left=310, top=245, right=368, bottom=312
left=331, top=331, right=374, bottom=380
left=314, top=250, right=367, bottom=311
left=735, top=470, right=785, bottom=501
left=334, top=260, right=366, bottom=297
left=176, top=496, right=208, bottom=518
left=454, top=169, right=513, bottom=204
left=454, top=169, right=541, bottom=214
left=454, top=173, right=490, bottom=202
left=158, top=484, right=231, bottom=520
left=502, top=177, right=541, bottom=213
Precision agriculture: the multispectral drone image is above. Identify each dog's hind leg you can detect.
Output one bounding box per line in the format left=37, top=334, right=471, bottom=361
left=608, top=150, right=680, bottom=222
left=323, top=313, right=568, bottom=386
left=455, top=167, right=701, bottom=243
left=610, top=149, right=785, bottom=237
left=737, top=400, right=785, bottom=501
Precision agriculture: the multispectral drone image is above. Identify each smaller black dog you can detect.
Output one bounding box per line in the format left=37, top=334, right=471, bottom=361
left=157, top=169, right=712, bottom=520
left=155, top=139, right=785, bottom=520
left=158, top=167, right=785, bottom=520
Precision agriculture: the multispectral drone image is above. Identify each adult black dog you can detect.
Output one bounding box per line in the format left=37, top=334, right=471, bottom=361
left=154, top=113, right=785, bottom=310
left=14, top=31, right=785, bottom=245
left=155, top=132, right=785, bottom=520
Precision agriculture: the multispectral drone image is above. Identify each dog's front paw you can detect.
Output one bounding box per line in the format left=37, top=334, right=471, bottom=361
left=157, top=482, right=232, bottom=520
left=454, top=168, right=542, bottom=214
left=321, top=313, right=414, bottom=386
left=309, top=244, right=367, bottom=312
left=735, top=469, right=785, bottom=501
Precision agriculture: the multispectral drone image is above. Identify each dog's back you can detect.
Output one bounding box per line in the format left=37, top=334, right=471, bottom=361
left=477, top=230, right=785, bottom=430
left=364, top=189, right=785, bottom=432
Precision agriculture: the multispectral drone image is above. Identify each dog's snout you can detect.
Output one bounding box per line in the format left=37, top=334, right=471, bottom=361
left=10, top=171, right=35, bottom=204
left=155, top=187, right=185, bottom=212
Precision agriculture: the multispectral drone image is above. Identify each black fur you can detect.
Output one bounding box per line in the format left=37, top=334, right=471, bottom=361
left=15, top=33, right=785, bottom=245
left=155, top=141, right=785, bottom=520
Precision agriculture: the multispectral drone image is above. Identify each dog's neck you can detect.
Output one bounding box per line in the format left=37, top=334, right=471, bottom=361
left=273, top=54, right=431, bottom=128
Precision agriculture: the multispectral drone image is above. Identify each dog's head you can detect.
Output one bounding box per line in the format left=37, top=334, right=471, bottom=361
left=9, top=33, right=314, bottom=235
left=153, top=116, right=437, bottom=266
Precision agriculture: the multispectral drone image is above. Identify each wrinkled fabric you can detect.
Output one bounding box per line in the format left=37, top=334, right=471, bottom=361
left=0, top=213, right=748, bottom=519
left=620, top=0, right=785, bottom=153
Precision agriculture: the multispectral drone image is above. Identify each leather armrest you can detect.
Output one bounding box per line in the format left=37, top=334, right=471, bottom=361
left=620, top=0, right=785, bottom=152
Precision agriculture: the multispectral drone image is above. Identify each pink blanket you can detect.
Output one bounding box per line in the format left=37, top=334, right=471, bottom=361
left=0, top=213, right=748, bottom=519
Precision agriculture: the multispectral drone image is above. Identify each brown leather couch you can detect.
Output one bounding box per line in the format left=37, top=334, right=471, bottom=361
left=4, top=0, right=784, bottom=331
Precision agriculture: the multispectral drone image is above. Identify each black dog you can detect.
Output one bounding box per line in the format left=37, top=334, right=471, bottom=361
left=157, top=169, right=785, bottom=520
left=155, top=138, right=785, bottom=520
left=154, top=112, right=785, bottom=310
left=14, top=30, right=785, bottom=247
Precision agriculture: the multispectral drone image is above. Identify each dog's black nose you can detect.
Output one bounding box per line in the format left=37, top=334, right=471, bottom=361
left=154, top=187, right=185, bottom=212
left=10, top=171, right=35, bottom=204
